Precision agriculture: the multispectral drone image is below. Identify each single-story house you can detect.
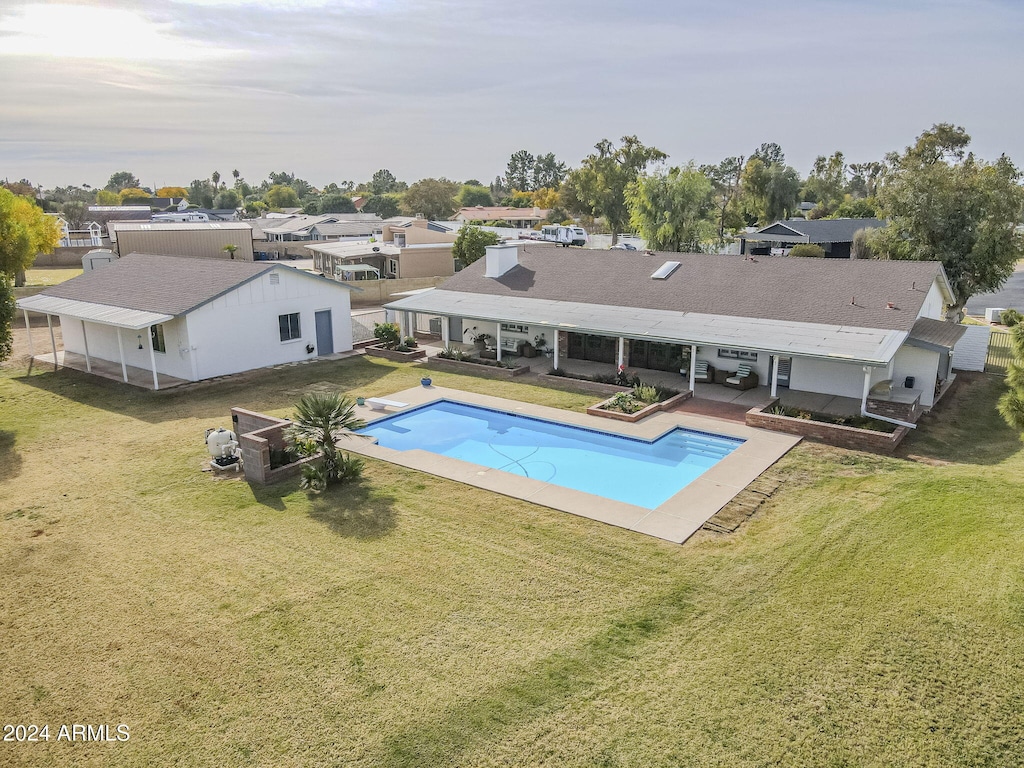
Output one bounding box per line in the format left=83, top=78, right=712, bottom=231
left=108, top=221, right=255, bottom=261
left=252, top=213, right=384, bottom=242
left=450, top=206, right=550, bottom=229
left=306, top=220, right=457, bottom=281
left=739, top=218, right=885, bottom=258
left=385, top=243, right=967, bottom=422
left=16, top=253, right=355, bottom=389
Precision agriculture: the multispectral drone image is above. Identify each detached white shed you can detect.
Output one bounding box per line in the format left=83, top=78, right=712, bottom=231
left=17, top=253, right=355, bottom=388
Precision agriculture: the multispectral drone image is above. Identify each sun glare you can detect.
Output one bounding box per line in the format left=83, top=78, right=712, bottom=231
left=0, top=4, right=227, bottom=61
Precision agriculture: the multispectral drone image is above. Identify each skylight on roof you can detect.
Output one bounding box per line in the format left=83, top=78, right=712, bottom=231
left=651, top=261, right=681, bottom=280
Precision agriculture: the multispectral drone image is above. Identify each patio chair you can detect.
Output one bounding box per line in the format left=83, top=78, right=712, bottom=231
left=724, top=363, right=759, bottom=390
left=692, top=359, right=715, bottom=384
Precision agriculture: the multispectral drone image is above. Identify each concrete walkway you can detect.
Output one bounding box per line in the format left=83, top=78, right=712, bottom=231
left=343, top=385, right=800, bottom=545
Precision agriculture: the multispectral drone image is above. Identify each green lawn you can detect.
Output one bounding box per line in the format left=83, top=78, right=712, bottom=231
left=23, top=267, right=83, bottom=286
left=2, top=357, right=1023, bottom=767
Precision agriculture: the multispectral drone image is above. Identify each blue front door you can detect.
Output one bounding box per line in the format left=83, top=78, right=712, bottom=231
left=314, top=310, right=333, bottom=356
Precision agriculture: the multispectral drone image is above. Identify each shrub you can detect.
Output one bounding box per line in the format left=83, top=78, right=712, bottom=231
left=789, top=243, right=826, bottom=258
left=403, top=336, right=418, bottom=348
left=437, top=346, right=469, bottom=361
left=373, top=322, right=401, bottom=349
left=632, top=384, right=660, bottom=405
left=1001, top=309, right=1022, bottom=327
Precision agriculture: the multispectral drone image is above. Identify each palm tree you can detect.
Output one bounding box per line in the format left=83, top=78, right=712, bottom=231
left=222, top=244, right=238, bottom=259
left=287, top=392, right=366, bottom=491
left=998, top=325, right=1024, bottom=431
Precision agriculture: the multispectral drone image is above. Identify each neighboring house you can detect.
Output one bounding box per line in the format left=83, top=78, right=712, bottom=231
left=385, top=244, right=966, bottom=416
left=739, top=218, right=885, bottom=258
left=252, top=213, right=384, bottom=242
left=47, top=214, right=103, bottom=247
left=88, top=205, right=151, bottom=235
left=450, top=206, right=550, bottom=229
left=108, top=221, right=255, bottom=260
left=306, top=219, right=457, bottom=280
left=16, top=254, right=354, bottom=388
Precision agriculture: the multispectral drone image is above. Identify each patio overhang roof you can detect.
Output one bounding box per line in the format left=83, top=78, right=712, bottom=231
left=16, top=294, right=174, bottom=330
left=905, top=316, right=968, bottom=352
left=385, top=290, right=908, bottom=366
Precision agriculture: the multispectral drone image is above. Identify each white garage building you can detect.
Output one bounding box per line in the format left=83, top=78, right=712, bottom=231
left=17, top=253, right=355, bottom=388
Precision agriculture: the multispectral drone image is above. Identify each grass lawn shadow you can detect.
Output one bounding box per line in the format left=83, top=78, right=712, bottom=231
left=899, top=372, right=1022, bottom=465
left=307, top=478, right=398, bottom=539
left=15, top=356, right=407, bottom=425
left=0, top=430, right=22, bottom=482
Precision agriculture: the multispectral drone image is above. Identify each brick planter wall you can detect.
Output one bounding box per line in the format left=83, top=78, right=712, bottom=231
left=587, top=390, right=692, bottom=422
left=866, top=395, right=922, bottom=423
left=426, top=356, right=531, bottom=379
left=364, top=345, right=427, bottom=362
left=746, top=402, right=908, bottom=454
left=230, top=407, right=317, bottom=485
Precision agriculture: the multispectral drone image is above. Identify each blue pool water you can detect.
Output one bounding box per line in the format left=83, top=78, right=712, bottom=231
left=356, top=400, right=743, bottom=509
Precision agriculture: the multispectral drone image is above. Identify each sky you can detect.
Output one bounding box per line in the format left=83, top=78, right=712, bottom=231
left=1, top=0, right=1023, bottom=191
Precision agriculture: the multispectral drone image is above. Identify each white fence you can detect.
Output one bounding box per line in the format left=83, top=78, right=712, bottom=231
left=351, top=310, right=386, bottom=344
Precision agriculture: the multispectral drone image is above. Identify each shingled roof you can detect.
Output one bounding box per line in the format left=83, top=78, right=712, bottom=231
left=745, top=218, right=886, bottom=244
left=435, top=244, right=948, bottom=333
left=39, top=253, right=278, bottom=316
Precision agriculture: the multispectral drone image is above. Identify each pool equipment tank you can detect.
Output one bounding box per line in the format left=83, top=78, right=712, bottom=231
left=206, top=427, right=241, bottom=470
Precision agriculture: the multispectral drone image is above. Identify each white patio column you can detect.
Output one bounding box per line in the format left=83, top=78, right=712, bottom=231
left=46, top=314, right=57, bottom=371
left=441, top=317, right=450, bottom=347
left=617, top=337, right=624, bottom=369
left=23, top=310, right=34, bottom=357
left=770, top=354, right=779, bottom=398
left=80, top=320, right=92, bottom=372
left=553, top=329, right=560, bottom=370
left=147, top=326, right=160, bottom=391
left=860, top=366, right=872, bottom=413
left=496, top=325, right=503, bottom=362
left=115, top=327, right=129, bottom=383
left=688, top=344, right=697, bottom=392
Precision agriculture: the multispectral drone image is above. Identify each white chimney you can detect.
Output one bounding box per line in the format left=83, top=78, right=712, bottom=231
left=484, top=243, right=520, bottom=278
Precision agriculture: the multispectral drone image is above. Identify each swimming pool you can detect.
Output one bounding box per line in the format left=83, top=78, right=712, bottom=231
left=356, top=400, right=743, bottom=509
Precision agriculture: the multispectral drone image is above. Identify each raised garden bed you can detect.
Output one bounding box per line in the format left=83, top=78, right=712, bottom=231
left=746, top=400, right=908, bottom=454
left=364, top=345, right=426, bottom=362
left=427, top=356, right=531, bottom=379
left=535, top=373, right=630, bottom=396
left=587, top=389, right=691, bottom=422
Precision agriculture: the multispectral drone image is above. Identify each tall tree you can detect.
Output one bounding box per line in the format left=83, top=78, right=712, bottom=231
left=213, top=189, right=241, bottom=210
left=869, top=123, right=1024, bottom=316
left=627, top=164, right=715, bottom=252
left=848, top=161, right=886, bottom=198
left=211, top=171, right=221, bottom=189
left=457, top=185, right=493, bottom=208
left=318, top=194, right=357, bottom=213
left=362, top=194, right=400, bottom=219
left=532, top=153, right=568, bottom=189
left=368, top=169, right=402, bottom=196
left=104, top=171, right=140, bottom=192
left=802, top=151, right=848, bottom=216
left=0, top=188, right=60, bottom=294
left=0, top=274, right=14, bottom=362
left=401, top=178, right=459, bottom=220
left=562, top=136, right=667, bottom=244
left=504, top=150, right=535, bottom=191
left=700, top=155, right=745, bottom=242
left=264, top=184, right=300, bottom=209
left=156, top=186, right=188, bottom=199
left=752, top=142, right=786, bottom=167
left=187, top=179, right=215, bottom=208
left=452, top=225, right=501, bottom=267
left=118, top=188, right=152, bottom=205
left=740, top=156, right=801, bottom=225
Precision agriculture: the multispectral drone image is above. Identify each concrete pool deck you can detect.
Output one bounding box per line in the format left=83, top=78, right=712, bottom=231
left=340, top=386, right=801, bottom=544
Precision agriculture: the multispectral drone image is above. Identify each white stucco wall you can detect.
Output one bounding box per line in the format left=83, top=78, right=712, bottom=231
left=788, top=356, right=889, bottom=400
left=918, top=279, right=947, bottom=319
left=185, top=268, right=353, bottom=380
left=892, top=345, right=941, bottom=406
left=60, top=316, right=193, bottom=380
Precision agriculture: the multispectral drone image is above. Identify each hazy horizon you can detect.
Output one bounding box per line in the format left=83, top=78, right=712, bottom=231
left=2, top=0, right=1023, bottom=190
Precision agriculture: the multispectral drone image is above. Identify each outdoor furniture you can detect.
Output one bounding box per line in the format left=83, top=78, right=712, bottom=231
left=366, top=397, right=409, bottom=412
left=692, top=359, right=715, bottom=384
left=714, top=368, right=731, bottom=385
left=724, top=364, right=759, bottom=390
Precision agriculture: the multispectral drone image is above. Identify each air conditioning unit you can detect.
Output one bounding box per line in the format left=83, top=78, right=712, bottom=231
left=985, top=308, right=1007, bottom=323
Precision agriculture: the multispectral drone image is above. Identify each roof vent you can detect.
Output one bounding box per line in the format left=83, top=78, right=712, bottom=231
left=269, top=273, right=280, bottom=285
left=651, top=261, right=681, bottom=280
